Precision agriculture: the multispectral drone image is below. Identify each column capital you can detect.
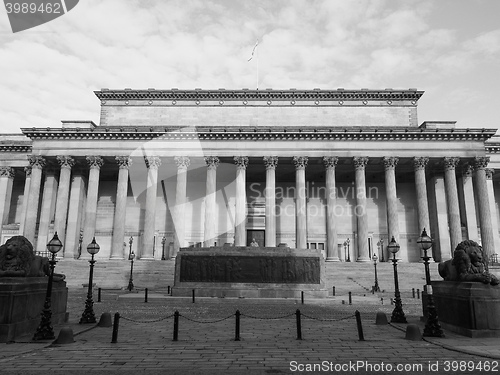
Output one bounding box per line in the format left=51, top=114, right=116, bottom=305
left=24, top=166, right=32, bottom=177
left=474, top=156, right=490, bottom=171
left=204, top=156, right=220, bottom=170
left=323, top=156, right=339, bottom=170
left=0, top=166, right=15, bottom=179
left=383, top=157, right=399, bottom=170
left=413, top=157, right=429, bottom=171
left=462, top=164, right=474, bottom=177
left=443, top=157, right=460, bottom=171
left=353, top=156, right=369, bottom=170
left=263, top=156, right=278, bottom=170
left=293, top=156, right=308, bottom=170
left=234, top=156, right=249, bottom=170
left=116, top=156, right=132, bottom=169
left=86, top=156, right=104, bottom=170
left=486, top=168, right=494, bottom=180
left=144, top=156, right=161, bottom=169
left=56, top=155, right=75, bottom=169
left=174, top=156, right=190, bottom=169
left=28, top=155, right=46, bottom=169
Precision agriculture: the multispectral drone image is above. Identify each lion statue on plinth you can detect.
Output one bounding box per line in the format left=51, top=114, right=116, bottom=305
left=438, top=240, right=499, bottom=286
left=0, top=236, right=50, bottom=277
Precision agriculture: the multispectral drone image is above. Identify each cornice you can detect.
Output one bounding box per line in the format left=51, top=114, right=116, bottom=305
left=485, top=143, right=500, bottom=154
left=20, top=126, right=497, bottom=142
left=94, top=88, right=424, bottom=102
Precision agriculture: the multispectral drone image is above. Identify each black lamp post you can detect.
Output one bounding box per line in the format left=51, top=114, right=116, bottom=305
left=161, top=236, right=166, bottom=260
left=77, top=229, right=83, bottom=259
left=80, top=237, right=100, bottom=324
left=33, top=232, right=63, bottom=340
left=418, top=228, right=444, bottom=337
left=388, top=236, right=407, bottom=323
left=372, top=253, right=380, bottom=292
left=377, top=238, right=385, bottom=262
left=127, top=236, right=135, bottom=292
left=343, top=238, right=351, bottom=262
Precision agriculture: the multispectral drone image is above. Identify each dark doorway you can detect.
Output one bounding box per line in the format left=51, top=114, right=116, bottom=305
left=247, top=230, right=265, bottom=247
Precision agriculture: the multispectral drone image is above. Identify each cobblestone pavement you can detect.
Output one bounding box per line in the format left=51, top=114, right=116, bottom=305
left=1, top=289, right=499, bottom=374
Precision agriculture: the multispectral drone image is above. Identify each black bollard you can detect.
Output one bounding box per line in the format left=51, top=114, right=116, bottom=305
left=173, top=311, right=179, bottom=341
left=348, top=291, right=352, bottom=305
left=301, top=291, right=304, bottom=305
left=167, top=285, right=171, bottom=295
left=145, top=288, right=148, bottom=303
left=235, top=310, right=241, bottom=341
left=355, top=310, right=365, bottom=341
left=192, top=289, right=195, bottom=303
left=296, top=309, right=302, bottom=340
left=111, top=312, right=120, bottom=343
left=332, top=286, right=335, bottom=296
left=98, top=288, right=101, bottom=303
left=412, top=288, right=415, bottom=298
left=417, top=289, right=420, bottom=299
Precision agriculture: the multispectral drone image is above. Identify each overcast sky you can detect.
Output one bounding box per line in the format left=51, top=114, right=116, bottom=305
left=1, top=0, right=499, bottom=134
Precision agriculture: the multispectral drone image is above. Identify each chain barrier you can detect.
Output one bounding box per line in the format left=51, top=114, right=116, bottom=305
left=179, top=313, right=234, bottom=324
left=301, top=313, right=355, bottom=322
left=240, top=312, right=295, bottom=320
left=120, top=314, right=175, bottom=323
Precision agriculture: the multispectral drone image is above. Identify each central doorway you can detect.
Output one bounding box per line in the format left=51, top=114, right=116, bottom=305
left=247, top=230, right=265, bottom=247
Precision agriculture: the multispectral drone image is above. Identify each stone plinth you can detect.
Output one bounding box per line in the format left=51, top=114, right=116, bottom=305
left=172, top=247, right=327, bottom=298
left=431, top=281, right=500, bottom=337
left=0, top=278, right=68, bottom=342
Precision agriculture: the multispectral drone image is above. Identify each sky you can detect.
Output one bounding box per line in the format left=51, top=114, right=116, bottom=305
left=1, top=0, right=499, bottom=134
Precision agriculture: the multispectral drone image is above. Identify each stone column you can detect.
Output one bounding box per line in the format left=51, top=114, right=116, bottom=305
left=323, top=157, right=339, bottom=261
left=64, top=170, right=86, bottom=258
left=485, top=169, right=500, bottom=254
left=53, top=156, right=75, bottom=247
left=0, top=167, right=15, bottom=238
left=460, top=164, right=478, bottom=241
left=293, top=156, right=308, bottom=249
left=18, top=167, right=31, bottom=235
left=354, top=157, right=370, bottom=262
left=443, top=157, right=462, bottom=252
left=264, top=156, right=278, bottom=247
left=234, top=156, right=248, bottom=247
left=142, top=156, right=161, bottom=259
left=82, top=156, right=104, bottom=257
left=173, top=156, right=190, bottom=257
left=23, top=156, right=46, bottom=244
left=111, top=156, right=132, bottom=259
left=473, top=157, right=495, bottom=260
left=413, top=157, right=431, bottom=235
left=204, top=156, right=219, bottom=247
left=36, top=169, right=58, bottom=255
left=384, top=157, right=401, bottom=260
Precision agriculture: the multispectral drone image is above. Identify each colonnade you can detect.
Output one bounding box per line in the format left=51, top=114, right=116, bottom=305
left=0, top=155, right=496, bottom=262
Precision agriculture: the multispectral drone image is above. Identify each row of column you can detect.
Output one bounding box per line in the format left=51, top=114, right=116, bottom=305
left=0, top=155, right=497, bottom=262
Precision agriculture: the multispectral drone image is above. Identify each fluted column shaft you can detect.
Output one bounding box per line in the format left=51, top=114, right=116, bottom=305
left=173, top=156, right=190, bottom=257
left=461, top=165, right=478, bottom=241
left=64, top=170, right=85, bottom=258
left=18, top=167, right=31, bottom=235
left=142, top=156, right=161, bottom=259
left=36, top=170, right=58, bottom=255
left=82, top=156, right=104, bottom=258
left=54, top=156, right=75, bottom=248
left=264, top=157, right=278, bottom=247
left=384, top=157, right=400, bottom=260
left=323, top=157, right=339, bottom=261
left=111, top=156, right=132, bottom=259
left=443, top=157, right=462, bottom=252
left=473, top=157, right=494, bottom=259
left=414, top=157, right=430, bottom=233
left=234, top=157, right=248, bottom=246
left=204, top=157, right=219, bottom=247
left=0, top=167, right=15, bottom=237
left=354, top=157, right=370, bottom=262
left=485, top=169, right=500, bottom=254
left=293, top=157, right=308, bottom=249
left=23, top=156, right=46, bottom=244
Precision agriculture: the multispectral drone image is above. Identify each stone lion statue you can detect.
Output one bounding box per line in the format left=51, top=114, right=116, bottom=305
left=0, top=236, right=50, bottom=277
left=438, top=240, right=499, bottom=286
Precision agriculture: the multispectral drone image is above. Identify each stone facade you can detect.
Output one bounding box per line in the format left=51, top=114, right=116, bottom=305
left=0, top=89, right=499, bottom=265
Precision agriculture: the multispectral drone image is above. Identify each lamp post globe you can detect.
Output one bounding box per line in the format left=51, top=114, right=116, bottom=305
left=388, top=236, right=407, bottom=323
left=80, top=237, right=100, bottom=324
left=418, top=228, right=445, bottom=337
left=33, top=232, right=63, bottom=340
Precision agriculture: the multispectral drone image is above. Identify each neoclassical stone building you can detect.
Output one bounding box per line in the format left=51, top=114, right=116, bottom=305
left=1, top=88, right=499, bottom=263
